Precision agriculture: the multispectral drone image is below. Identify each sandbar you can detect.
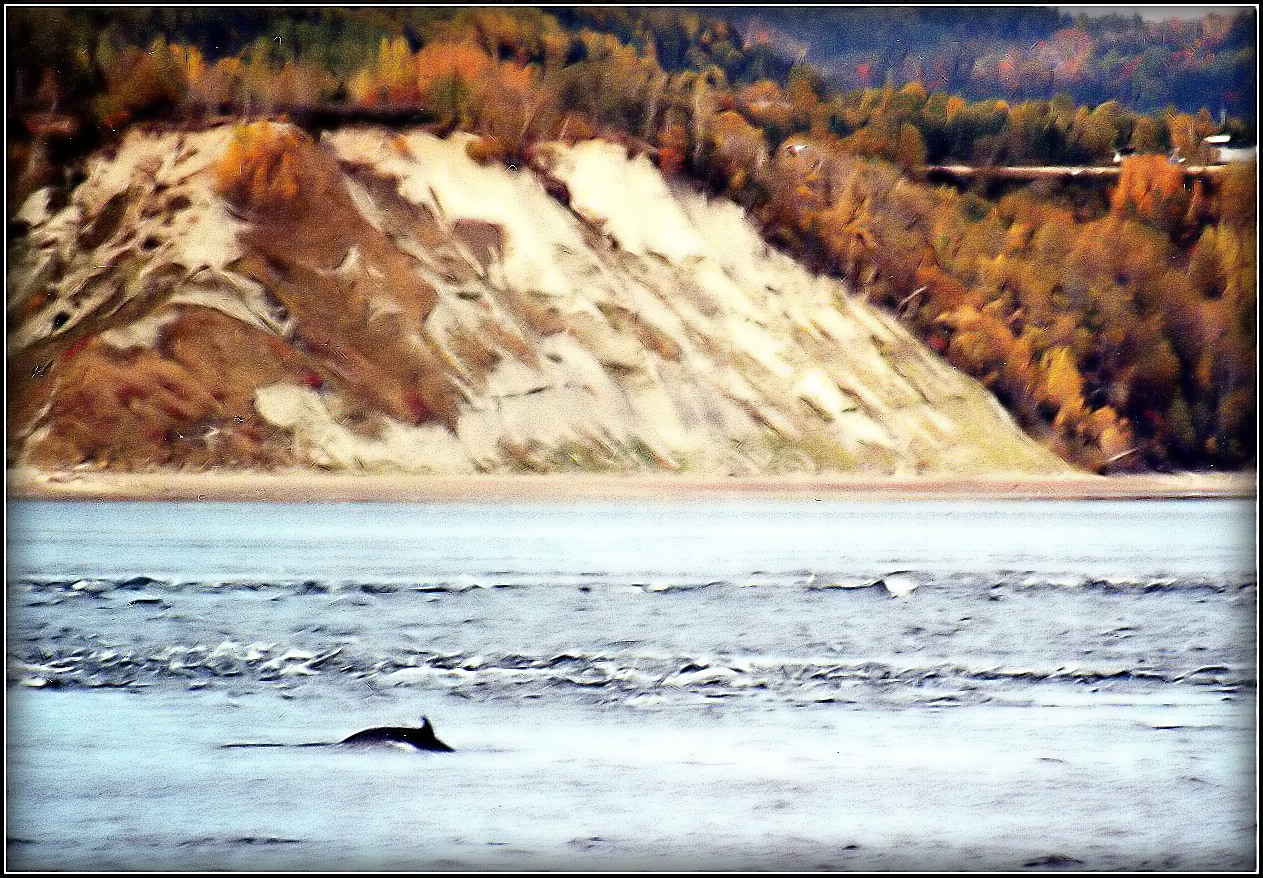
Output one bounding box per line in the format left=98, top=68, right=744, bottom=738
left=6, top=467, right=1257, bottom=503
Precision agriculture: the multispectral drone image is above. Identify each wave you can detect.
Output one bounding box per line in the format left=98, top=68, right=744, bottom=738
left=11, top=566, right=1253, bottom=709
left=12, top=571, right=1257, bottom=596
left=10, top=642, right=1254, bottom=703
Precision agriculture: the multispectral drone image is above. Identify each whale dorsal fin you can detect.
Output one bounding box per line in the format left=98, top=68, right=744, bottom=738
left=419, top=716, right=454, bottom=752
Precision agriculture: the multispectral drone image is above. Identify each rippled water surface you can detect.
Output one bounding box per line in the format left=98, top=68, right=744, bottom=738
left=6, top=497, right=1258, bottom=871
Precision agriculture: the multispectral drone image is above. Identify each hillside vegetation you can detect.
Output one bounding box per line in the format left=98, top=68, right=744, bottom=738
left=7, top=7, right=1256, bottom=473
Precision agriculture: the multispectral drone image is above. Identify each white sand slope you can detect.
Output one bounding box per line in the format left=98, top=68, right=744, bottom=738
left=8, top=123, right=1070, bottom=476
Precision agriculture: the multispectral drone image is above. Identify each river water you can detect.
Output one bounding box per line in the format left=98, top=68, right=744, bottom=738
left=5, top=497, right=1257, bottom=871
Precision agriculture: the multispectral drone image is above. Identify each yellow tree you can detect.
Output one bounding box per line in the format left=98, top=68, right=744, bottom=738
left=707, top=109, right=768, bottom=191
left=413, top=41, right=492, bottom=128
left=1110, top=154, right=1190, bottom=232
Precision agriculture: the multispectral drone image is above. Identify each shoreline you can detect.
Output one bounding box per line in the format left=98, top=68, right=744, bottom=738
left=5, top=468, right=1257, bottom=503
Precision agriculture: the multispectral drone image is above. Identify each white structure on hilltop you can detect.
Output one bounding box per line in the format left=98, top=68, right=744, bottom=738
left=1203, top=133, right=1257, bottom=165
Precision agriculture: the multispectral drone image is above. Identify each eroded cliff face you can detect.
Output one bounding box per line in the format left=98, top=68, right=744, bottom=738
left=6, top=122, right=1069, bottom=476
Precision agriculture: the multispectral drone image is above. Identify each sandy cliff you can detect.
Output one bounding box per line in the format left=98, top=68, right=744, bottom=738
left=7, top=122, right=1069, bottom=477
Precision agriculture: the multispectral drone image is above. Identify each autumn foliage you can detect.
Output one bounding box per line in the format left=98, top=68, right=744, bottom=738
left=7, top=6, right=1256, bottom=472
left=1110, top=154, right=1190, bottom=231
left=215, top=122, right=328, bottom=215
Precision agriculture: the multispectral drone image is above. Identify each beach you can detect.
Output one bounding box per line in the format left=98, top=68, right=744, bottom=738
left=6, top=467, right=1257, bottom=503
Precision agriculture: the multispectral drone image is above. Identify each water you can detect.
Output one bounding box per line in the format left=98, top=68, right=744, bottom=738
left=6, top=497, right=1258, bottom=871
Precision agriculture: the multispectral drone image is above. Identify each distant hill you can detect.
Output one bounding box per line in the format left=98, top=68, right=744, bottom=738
left=715, top=7, right=1257, bottom=118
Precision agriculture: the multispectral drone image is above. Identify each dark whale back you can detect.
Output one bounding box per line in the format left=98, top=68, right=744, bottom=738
left=338, top=716, right=454, bottom=752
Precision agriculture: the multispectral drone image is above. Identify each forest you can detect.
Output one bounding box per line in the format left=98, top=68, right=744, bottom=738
left=723, top=7, right=1257, bottom=117
left=6, top=6, right=1257, bottom=473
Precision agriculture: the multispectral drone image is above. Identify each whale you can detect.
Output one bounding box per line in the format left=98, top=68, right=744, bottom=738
left=222, top=716, right=454, bottom=751
left=337, top=716, right=455, bottom=752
